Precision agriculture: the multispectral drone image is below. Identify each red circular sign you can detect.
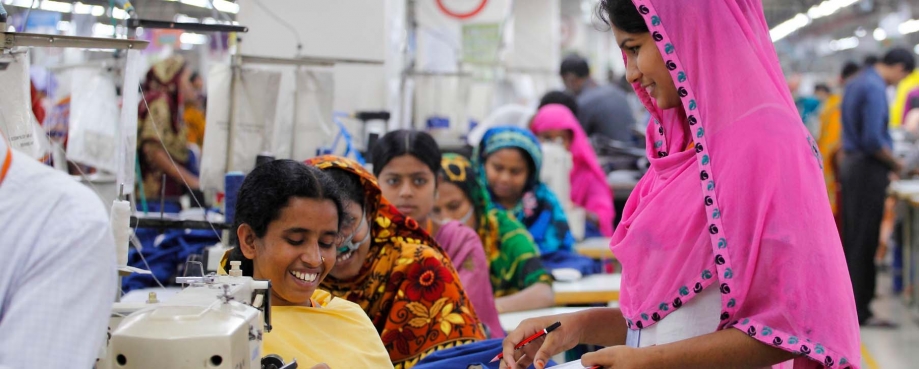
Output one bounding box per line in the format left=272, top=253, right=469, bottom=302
left=436, top=0, right=489, bottom=20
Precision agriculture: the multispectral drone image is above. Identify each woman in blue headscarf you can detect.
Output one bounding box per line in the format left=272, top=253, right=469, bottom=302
left=475, top=126, right=597, bottom=273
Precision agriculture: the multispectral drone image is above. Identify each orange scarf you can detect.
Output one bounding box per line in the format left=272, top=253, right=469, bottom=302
left=305, top=155, right=484, bottom=368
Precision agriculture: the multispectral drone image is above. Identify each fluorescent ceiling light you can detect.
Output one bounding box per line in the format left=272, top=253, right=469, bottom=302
left=56, top=20, right=71, bottom=33
left=213, top=0, right=239, bottom=14
left=180, top=0, right=209, bottom=8
left=93, top=23, right=115, bottom=37
left=807, top=0, right=858, bottom=20
left=770, top=13, right=809, bottom=42
left=180, top=32, right=209, bottom=45
left=169, top=0, right=238, bottom=14
left=771, top=0, right=859, bottom=42
left=175, top=14, right=199, bottom=23
left=40, top=0, right=72, bottom=13
left=112, top=7, right=129, bottom=20
left=73, top=2, right=94, bottom=14
left=874, top=28, right=887, bottom=41
left=828, top=36, right=859, bottom=51
left=4, top=0, right=36, bottom=8
left=900, top=19, right=919, bottom=35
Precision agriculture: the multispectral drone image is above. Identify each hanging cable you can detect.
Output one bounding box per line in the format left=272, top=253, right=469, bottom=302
left=138, top=83, right=222, bottom=241
left=248, top=0, right=303, bottom=56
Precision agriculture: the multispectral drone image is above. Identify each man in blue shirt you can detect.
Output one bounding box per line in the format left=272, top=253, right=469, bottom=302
left=840, top=47, right=915, bottom=327
left=560, top=55, right=637, bottom=144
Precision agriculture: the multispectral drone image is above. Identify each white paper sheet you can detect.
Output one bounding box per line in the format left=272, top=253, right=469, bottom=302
left=290, top=69, right=334, bottom=161
left=116, top=49, right=143, bottom=195
left=68, top=67, right=119, bottom=172
left=547, top=359, right=593, bottom=369
left=0, top=51, right=50, bottom=160
left=200, top=65, right=282, bottom=193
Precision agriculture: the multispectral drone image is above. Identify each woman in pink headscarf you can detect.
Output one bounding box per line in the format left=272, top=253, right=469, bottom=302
left=500, top=0, right=860, bottom=368
left=531, top=104, right=615, bottom=237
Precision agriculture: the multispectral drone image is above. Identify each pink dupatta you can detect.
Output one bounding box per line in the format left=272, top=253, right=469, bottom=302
left=530, top=104, right=615, bottom=236
left=610, top=1, right=860, bottom=367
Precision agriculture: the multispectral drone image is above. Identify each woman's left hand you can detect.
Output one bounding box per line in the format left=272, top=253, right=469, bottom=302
left=580, top=346, right=645, bottom=369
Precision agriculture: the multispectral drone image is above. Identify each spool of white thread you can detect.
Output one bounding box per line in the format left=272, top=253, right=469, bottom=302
left=110, top=200, right=132, bottom=267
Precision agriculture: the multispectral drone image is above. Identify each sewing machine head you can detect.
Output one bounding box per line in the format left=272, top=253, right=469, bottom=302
left=99, top=262, right=295, bottom=369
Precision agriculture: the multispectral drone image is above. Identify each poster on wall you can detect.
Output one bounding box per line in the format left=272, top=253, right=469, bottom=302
left=462, top=23, right=500, bottom=65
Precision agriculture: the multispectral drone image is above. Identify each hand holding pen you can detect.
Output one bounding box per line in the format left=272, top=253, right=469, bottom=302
left=500, top=316, right=582, bottom=369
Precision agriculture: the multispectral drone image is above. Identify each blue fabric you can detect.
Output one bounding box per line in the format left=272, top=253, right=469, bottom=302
left=413, top=339, right=554, bottom=369
left=584, top=221, right=603, bottom=239
left=123, top=224, right=221, bottom=293
left=540, top=250, right=602, bottom=276
left=477, top=127, right=576, bottom=255
left=500, top=184, right=574, bottom=255
left=795, top=96, right=821, bottom=124
left=842, top=67, right=892, bottom=154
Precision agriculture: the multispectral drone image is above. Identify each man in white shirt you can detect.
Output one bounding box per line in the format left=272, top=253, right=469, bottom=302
left=0, top=135, right=116, bottom=368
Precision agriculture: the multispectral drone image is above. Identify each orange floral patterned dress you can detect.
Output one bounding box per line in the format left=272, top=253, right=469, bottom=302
left=305, top=155, right=484, bottom=368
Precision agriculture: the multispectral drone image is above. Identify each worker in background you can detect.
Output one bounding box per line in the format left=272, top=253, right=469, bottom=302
left=0, top=133, right=116, bottom=368
left=559, top=54, right=636, bottom=144
left=890, top=66, right=919, bottom=128
left=814, top=61, right=860, bottom=229
left=184, top=71, right=207, bottom=149
left=788, top=74, right=821, bottom=134
left=137, top=56, right=200, bottom=212
left=840, top=47, right=915, bottom=327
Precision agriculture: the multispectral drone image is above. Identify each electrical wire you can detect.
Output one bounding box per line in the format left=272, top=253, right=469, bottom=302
left=248, top=0, right=303, bottom=55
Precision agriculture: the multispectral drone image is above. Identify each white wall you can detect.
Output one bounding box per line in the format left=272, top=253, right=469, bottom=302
left=413, top=0, right=562, bottom=133
left=236, top=0, right=388, bottom=115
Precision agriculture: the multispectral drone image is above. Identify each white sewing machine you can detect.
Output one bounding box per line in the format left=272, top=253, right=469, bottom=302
left=97, top=262, right=296, bottom=369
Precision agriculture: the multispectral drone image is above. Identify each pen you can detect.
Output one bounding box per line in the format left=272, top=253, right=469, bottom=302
left=489, top=321, right=562, bottom=363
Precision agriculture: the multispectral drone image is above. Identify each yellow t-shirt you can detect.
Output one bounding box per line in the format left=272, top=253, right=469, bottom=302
left=891, top=70, right=919, bottom=128
left=264, top=290, right=393, bottom=369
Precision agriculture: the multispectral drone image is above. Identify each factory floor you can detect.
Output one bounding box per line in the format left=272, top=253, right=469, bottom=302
left=860, top=271, right=919, bottom=369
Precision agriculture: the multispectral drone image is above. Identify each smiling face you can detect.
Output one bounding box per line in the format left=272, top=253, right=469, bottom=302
left=612, top=26, right=680, bottom=110
left=484, top=148, right=530, bottom=207
left=329, top=199, right=372, bottom=280
left=239, top=197, right=339, bottom=306
left=378, top=154, right=437, bottom=223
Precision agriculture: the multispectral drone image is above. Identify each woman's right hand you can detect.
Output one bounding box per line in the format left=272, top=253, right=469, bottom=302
left=499, top=313, right=583, bottom=369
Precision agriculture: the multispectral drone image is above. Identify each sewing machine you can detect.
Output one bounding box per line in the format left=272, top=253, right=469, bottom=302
left=97, top=262, right=296, bottom=369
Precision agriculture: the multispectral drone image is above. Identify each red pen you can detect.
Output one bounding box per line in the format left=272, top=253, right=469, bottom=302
left=489, top=321, right=562, bottom=363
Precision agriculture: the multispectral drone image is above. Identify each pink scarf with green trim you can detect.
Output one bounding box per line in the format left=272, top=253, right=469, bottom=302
left=609, top=1, right=860, bottom=367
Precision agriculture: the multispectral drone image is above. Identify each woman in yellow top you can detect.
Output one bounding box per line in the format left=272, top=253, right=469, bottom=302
left=815, top=62, right=861, bottom=221
left=223, top=159, right=392, bottom=368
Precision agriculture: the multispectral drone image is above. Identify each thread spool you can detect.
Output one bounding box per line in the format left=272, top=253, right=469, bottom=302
left=224, top=172, right=245, bottom=226
left=110, top=199, right=132, bottom=267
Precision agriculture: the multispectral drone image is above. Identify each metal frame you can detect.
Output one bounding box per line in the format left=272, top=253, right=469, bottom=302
left=1, top=30, right=148, bottom=51
left=126, top=18, right=249, bottom=33
left=223, top=54, right=384, bottom=173
left=239, top=54, right=383, bottom=67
